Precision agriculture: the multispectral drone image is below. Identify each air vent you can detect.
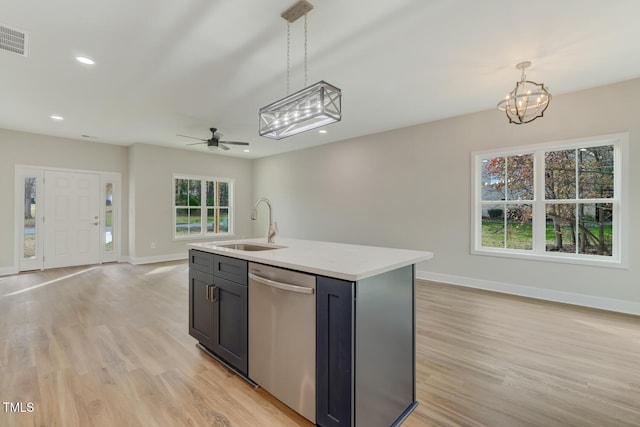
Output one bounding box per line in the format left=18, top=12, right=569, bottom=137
left=0, top=24, right=29, bottom=57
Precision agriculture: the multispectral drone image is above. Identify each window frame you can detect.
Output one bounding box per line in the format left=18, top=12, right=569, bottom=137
left=471, top=133, right=628, bottom=268
left=172, top=174, right=234, bottom=240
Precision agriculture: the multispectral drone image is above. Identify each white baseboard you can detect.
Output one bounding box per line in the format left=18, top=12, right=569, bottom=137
left=127, top=253, right=188, bottom=265
left=0, top=266, right=19, bottom=277
left=0, top=254, right=186, bottom=277
left=416, top=270, right=640, bottom=316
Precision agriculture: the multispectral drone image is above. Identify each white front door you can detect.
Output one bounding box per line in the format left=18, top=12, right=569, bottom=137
left=44, top=170, right=101, bottom=269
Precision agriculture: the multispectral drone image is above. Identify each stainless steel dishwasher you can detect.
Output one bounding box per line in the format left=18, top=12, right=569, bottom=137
left=248, top=262, right=316, bottom=424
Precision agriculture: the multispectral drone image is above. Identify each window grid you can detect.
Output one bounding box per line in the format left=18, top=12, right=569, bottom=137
left=174, top=175, right=233, bottom=239
left=472, top=135, right=625, bottom=267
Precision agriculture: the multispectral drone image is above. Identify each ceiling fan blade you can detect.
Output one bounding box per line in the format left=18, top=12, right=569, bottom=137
left=177, top=134, right=207, bottom=141
left=219, top=144, right=230, bottom=151
left=186, top=141, right=206, bottom=146
left=220, top=141, right=250, bottom=146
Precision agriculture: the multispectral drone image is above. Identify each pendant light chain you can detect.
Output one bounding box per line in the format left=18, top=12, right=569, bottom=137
left=258, top=1, right=342, bottom=139
left=286, top=22, right=291, bottom=95
left=304, top=13, right=308, bottom=87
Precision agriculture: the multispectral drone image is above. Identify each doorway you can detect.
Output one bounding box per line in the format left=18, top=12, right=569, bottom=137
left=43, top=170, right=100, bottom=269
left=15, top=166, right=121, bottom=272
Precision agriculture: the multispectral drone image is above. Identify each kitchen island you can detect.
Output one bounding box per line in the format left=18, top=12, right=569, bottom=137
left=188, top=238, right=433, bottom=427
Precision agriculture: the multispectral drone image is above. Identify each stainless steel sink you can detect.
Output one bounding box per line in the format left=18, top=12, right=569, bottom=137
left=216, top=243, right=286, bottom=251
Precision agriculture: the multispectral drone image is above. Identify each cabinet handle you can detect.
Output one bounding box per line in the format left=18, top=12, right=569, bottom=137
left=206, top=285, right=218, bottom=303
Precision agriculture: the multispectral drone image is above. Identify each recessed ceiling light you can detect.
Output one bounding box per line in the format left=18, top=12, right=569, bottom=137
left=318, top=129, right=327, bottom=134
left=50, top=114, right=64, bottom=121
left=75, top=56, right=95, bottom=65
left=243, top=149, right=250, bottom=153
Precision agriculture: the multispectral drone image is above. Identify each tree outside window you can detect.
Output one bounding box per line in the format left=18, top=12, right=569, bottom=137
left=473, top=136, right=624, bottom=266
left=481, top=153, right=534, bottom=250
left=545, top=146, right=613, bottom=256
left=174, top=175, right=233, bottom=238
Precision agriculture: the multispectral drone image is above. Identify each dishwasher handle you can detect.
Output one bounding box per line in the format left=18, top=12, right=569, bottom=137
left=249, top=273, right=315, bottom=295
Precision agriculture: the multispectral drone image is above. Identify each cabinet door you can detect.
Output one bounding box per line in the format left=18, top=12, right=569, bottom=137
left=316, top=276, right=354, bottom=427
left=211, top=276, right=248, bottom=375
left=189, top=269, right=215, bottom=350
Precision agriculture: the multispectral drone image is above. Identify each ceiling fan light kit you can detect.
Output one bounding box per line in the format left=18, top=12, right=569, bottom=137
left=258, top=0, right=342, bottom=140
left=497, top=61, right=551, bottom=124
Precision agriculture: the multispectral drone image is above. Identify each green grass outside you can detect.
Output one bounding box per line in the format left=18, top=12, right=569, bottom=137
left=482, top=221, right=533, bottom=249
left=176, top=213, right=229, bottom=235
left=482, top=221, right=612, bottom=250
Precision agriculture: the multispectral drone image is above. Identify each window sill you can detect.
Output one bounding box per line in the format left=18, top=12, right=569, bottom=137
left=471, top=248, right=627, bottom=269
left=173, top=233, right=235, bottom=242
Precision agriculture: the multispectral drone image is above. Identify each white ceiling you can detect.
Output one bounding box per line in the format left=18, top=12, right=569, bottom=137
left=2, top=0, right=640, bottom=159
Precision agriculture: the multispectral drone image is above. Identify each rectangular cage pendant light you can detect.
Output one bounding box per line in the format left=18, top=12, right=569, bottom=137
left=259, top=80, right=341, bottom=140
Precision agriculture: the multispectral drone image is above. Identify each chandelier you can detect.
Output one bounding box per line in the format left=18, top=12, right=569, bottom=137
left=497, top=61, right=551, bottom=124
left=259, top=0, right=342, bottom=140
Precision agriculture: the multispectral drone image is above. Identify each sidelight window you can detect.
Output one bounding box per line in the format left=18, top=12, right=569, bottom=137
left=472, top=134, right=627, bottom=267
left=23, top=177, right=37, bottom=259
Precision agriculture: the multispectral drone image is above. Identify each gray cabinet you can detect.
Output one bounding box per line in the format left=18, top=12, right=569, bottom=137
left=316, top=276, right=354, bottom=427
left=316, top=266, right=417, bottom=427
left=189, top=249, right=417, bottom=427
left=189, top=250, right=248, bottom=375
left=210, top=275, right=248, bottom=374
left=189, top=268, right=216, bottom=350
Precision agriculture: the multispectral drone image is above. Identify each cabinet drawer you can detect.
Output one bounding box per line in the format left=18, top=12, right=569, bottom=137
left=214, top=255, right=247, bottom=285
left=189, top=250, right=215, bottom=275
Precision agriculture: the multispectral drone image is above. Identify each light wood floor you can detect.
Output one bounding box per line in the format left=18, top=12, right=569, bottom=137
left=1, top=262, right=639, bottom=427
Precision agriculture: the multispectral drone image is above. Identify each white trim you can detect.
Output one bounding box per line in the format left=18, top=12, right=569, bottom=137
left=416, top=270, right=640, bottom=316
left=0, top=266, right=19, bottom=277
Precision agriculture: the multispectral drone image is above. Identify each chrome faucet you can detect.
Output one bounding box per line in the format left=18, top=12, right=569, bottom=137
left=251, top=197, right=278, bottom=243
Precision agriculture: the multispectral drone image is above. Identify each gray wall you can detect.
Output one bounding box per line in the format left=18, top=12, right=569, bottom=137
left=252, top=78, right=640, bottom=313
left=128, top=143, right=254, bottom=263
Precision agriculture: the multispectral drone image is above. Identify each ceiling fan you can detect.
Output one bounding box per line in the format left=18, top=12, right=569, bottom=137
left=178, top=127, right=249, bottom=151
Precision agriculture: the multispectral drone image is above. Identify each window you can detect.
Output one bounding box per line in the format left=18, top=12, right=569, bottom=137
left=472, top=134, right=627, bottom=267
left=23, top=177, right=38, bottom=259
left=105, top=182, right=114, bottom=253
left=174, top=175, right=233, bottom=239
left=101, top=173, right=120, bottom=264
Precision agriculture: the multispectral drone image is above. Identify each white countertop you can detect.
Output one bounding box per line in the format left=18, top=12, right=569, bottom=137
left=188, top=237, right=433, bottom=281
